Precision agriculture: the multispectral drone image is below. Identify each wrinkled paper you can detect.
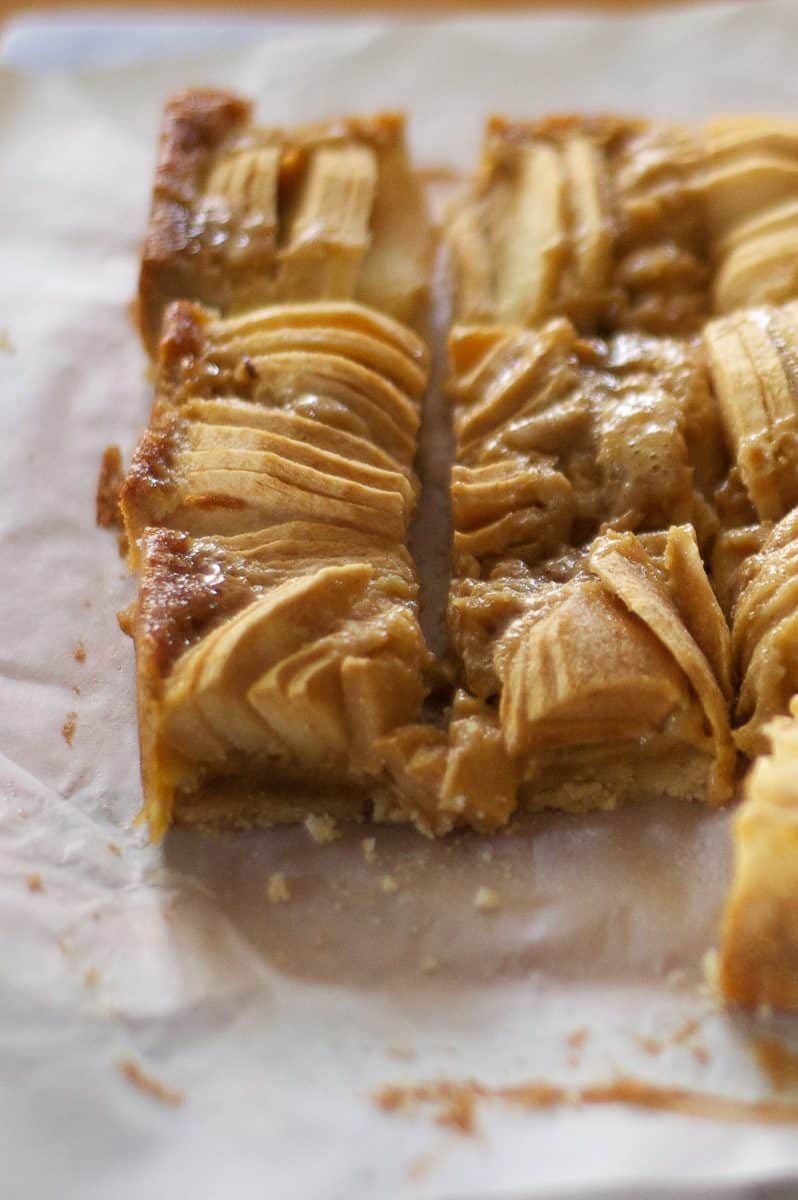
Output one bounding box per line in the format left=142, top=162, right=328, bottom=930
left=4, top=4, right=798, bottom=1197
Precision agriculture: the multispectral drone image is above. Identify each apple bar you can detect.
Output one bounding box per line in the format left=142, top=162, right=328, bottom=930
left=447, top=114, right=798, bottom=336
left=137, top=90, right=431, bottom=352
left=378, top=319, right=737, bottom=834
left=121, top=301, right=431, bottom=837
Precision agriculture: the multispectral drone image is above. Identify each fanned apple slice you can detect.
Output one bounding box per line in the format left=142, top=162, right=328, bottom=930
left=665, top=524, right=733, bottom=701
left=589, top=532, right=735, bottom=803
left=500, top=578, right=689, bottom=757
left=278, top=144, right=377, bottom=299
left=496, top=143, right=567, bottom=324
left=704, top=309, right=798, bottom=521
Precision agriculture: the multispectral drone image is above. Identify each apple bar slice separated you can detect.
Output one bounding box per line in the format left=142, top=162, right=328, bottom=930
left=121, top=299, right=432, bottom=838
left=138, top=90, right=432, bottom=352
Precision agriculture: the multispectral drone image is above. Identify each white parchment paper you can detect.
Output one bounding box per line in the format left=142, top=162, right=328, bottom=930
left=4, top=4, right=798, bottom=1197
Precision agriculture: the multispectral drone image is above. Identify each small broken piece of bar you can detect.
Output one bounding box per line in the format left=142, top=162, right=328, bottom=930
left=138, top=91, right=431, bottom=352
left=720, top=697, right=798, bottom=1011
left=447, top=114, right=798, bottom=336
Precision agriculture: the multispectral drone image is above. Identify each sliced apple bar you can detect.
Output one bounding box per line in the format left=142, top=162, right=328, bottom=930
left=132, top=524, right=427, bottom=838
left=447, top=114, right=708, bottom=335
left=138, top=90, right=431, bottom=352
left=378, top=319, right=736, bottom=830
left=122, top=301, right=431, bottom=837
left=448, top=114, right=798, bottom=338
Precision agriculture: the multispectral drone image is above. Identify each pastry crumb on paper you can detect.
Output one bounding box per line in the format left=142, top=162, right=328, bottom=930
left=266, top=873, right=291, bottom=904
left=26, top=874, right=44, bottom=894
left=361, top=837, right=377, bottom=862
left=374, top=1074, right=798, bottom=1135
left=117, top=1058, right=184, bottom=1108
left=473, top=885, right=500, bottom=911
left=61, top=711, right=77, bottom=746
left=95, top=445, right=124, bottom=529
left=304, top=814, right=341, bottom=845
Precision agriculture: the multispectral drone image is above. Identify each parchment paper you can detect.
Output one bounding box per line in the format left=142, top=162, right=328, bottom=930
left=4, top=4, right=798, bottom=1197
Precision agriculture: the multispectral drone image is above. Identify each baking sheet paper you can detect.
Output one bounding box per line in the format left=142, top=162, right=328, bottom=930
left=4, top=4, right=798, bottom=1196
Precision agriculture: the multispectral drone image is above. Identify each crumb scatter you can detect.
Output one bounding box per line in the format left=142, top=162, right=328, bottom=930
left=362, top=837, right=377, bottom=862
left=117, top=1057, right=184, bottom=1107
left=375, top=1074, right=798, bottom=1132
left=267, top=872, right=291, bottom=904
left=62, top=711, right=78, bottom=746
left=96, top=445, right=124, bottom=529
left=474, top=885, right=500, bottom=911
left=304, top=813, right=340, bottom=844
left=637, top=1035, right=664, bottom=1056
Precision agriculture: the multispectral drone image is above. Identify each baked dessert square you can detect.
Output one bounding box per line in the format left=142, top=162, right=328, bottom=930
left=447, top=114, right=798, bottom=337
left=121, top=300, right=431, bottom=838
left=138, top=90, right=432, bottom=352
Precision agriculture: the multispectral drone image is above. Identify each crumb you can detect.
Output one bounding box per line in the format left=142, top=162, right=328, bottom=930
left=362, top=837, right=377, bottom=863
left=84, top=967, right=100, bottom=988
left=388, top=1042, right=416, bottom=1061
left=474, top=885, right=500, bottom=911
left=117, top=603, right=134, bottom=638
left=480, top=846, right=494, bottom=864
left=637, top=1036, right=664, bottom=1056
left=304, top=813, right=340, bottom=844
left=62, top=711, right=78, bottom=746
left=692, top=1045, right=711, bottom=1066
left=26, top=873, right=44, bottom=893
left=96, top=445, right=124, bottom=529
left=0, top=330, right=15, bottom=354
left=420, top=955, right=439, bottom=974
left=266, top=872, right=291, bottom=904
left=108, top=842, right=122, bottom=856
left=671, top=1018, right=701, bottom=1045
left=72, top=685, right=81, bottom=696
left=381, top=874, right=399, bottom=894
left=117, top=1058, right=184, bottom=1107
left=666, top=968, right=687, bottom=988
left=73, top=640, right=87, bottom=664
left=566, top=1027, right=590, bottom=1051
left=406, top=1148, right=441, bottom=1182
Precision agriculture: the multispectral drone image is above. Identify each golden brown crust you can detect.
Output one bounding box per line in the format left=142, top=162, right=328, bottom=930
left=138, top=90, right=252, bottom=352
